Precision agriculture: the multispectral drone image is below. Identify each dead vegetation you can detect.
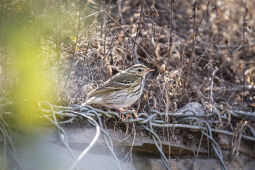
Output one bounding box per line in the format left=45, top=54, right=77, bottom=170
left=0, top=0, right=255, bottom=169
left=50, top=0, right=255, bottom=169
left=63, top=0, right=255, bottom=112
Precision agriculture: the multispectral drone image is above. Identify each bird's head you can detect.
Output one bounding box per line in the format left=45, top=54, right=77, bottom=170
left=125, top=64, right=154, bottom=77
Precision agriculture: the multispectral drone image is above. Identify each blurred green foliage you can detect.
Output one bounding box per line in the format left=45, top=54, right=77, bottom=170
left=0, top=0, right=96, bottom=131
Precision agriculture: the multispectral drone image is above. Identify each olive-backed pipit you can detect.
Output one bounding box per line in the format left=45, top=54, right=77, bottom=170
left=83, top=64, right=154, bottom=117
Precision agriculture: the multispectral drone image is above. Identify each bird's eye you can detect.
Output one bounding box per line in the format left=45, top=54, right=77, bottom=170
left=137, top=69, right=142, bottom=72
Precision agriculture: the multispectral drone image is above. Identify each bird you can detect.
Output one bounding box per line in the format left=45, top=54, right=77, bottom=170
left=83, top=64, right=154, bottom=118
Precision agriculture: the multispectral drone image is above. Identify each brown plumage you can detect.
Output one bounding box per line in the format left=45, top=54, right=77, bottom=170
left=83, top=64, right=154, bottom=111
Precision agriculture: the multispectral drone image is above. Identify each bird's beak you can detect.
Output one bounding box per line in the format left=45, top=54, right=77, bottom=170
left=147, top=69, right=154, bottom=72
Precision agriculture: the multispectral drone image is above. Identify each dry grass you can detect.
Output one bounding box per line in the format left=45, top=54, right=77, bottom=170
left=0, top=0, right=255, bottom=168
left=57, top=0, right=255, bottom=162
left=62, top=0, right=255, bottom=114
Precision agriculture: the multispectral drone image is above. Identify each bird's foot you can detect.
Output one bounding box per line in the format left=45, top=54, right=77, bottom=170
left=127, top=107, right=138, bottom=118
left=119, top=108, right=137, bottom=120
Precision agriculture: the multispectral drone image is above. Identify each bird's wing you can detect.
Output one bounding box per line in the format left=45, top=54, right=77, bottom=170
left=88, top=73, right=137, bottom=97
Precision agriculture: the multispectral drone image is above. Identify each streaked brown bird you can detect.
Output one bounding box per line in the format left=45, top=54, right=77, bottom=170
left=83, top=64, right=154, bottom=117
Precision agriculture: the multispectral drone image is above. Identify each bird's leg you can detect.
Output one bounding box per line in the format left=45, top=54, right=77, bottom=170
left=118, top=108, right=133, bottom=120
left=127, top=107, right=138, bottom=118
left=118, top=108, right=130, bottom=136
left=122, top=107, right=136, bottom=120
left=118, top=108, right=126, bottom=120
